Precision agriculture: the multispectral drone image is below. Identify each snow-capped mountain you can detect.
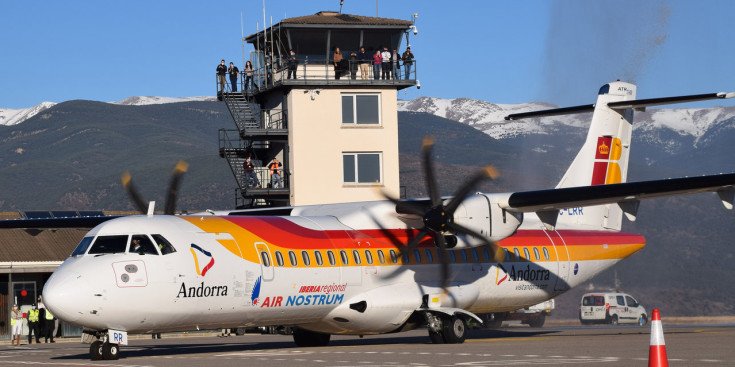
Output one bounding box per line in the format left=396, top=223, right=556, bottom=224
left=111, top=96, right=216, bottom=105
left=0, top=102, right=56, bottom=126
left=398, top=97, right=735, bottom=144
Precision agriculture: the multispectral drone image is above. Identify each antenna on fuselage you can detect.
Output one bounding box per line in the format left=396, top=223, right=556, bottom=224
left=147, top=201, right=156, bottom=217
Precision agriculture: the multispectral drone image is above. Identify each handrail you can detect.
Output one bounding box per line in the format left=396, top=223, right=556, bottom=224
left=218, top=59, right=417, bottom=95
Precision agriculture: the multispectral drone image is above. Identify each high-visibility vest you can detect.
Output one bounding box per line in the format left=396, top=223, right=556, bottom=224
left=10, top=310, right=20, bottom=325
left=28, top=309, right=39, bottom=322
left=45, top=309, right=54, bottom=320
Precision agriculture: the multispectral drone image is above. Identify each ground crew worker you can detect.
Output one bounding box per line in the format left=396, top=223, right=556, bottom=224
left=44, top=308, right=56, bottom=343
left=27, top=305, right=40, bottom=344
left=11, top=304, right=22, bottom=346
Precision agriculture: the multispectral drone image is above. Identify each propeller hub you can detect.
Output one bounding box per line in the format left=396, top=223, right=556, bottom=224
left=423, top=206, right=451, bottom=232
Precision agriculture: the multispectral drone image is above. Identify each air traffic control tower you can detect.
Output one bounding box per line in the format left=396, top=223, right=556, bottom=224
left=218, top=11, right=417, bottom=208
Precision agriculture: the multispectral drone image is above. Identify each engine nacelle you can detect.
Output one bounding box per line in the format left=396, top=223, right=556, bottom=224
left=452, top=193, right=522, bottom=246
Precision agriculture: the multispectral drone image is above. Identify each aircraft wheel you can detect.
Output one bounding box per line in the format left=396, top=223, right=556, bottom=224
left=89, top=341, right=103, bottom=360
left=428, top=329, right=444, bottom=344
left=442, top=316, right=467, bottom=344
left=102, top=342, right=120, bottom=360
left=292, top=328, right=331, bottom=347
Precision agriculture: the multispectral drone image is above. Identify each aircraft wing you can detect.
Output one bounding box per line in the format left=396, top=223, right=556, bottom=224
left=499, top=173, right=735, bottom=212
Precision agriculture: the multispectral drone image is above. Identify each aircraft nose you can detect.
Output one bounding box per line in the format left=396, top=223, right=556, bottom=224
left=43, top=270, right=89, bottom=323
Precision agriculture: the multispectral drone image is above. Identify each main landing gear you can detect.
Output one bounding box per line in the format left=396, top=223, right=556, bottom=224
left=292, top=328, right=331, bottom=347
left=90, top=340, right=119, bottom=360
left=426, top=312, right=467, bottom=344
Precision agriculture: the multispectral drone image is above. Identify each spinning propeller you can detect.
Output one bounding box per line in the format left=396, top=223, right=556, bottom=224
left=383, top=136, right=503, bottom=289
left=121, top=161, right=189, bottom=215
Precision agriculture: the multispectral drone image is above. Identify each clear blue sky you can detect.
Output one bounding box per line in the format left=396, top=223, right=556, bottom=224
left=2, top=0, right=733, bottom=109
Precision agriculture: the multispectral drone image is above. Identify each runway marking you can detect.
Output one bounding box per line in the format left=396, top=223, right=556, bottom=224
left=214, top=350, right=313, bottom=357
left=450, top=358, right=619, bottom=365
left=0, top=362, right=155, bottom=367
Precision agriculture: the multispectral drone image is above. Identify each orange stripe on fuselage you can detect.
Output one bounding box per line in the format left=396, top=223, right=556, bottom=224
left=181, top=216, right=644, bottom=266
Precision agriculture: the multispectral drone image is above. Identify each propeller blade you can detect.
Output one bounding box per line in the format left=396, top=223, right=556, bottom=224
left=447, top=221, right=505, bottom=263
left=164, top=161, right=189, bottom=215
left=444, top=166, right=498, bottom=215
left=121, top=171, right=148, bottom=214
left=421, top=136, right=442, bottom=207
left=434, top=234, right=450, bottom=290
left=381, top=192, right=428, bottom=216
left=397, top=227, right=431, bottom=259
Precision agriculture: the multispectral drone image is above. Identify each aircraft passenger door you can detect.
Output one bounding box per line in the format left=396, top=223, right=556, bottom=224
left=254, top=242, right=274, bottom=281
left=544, top=230, right=570, bottom=292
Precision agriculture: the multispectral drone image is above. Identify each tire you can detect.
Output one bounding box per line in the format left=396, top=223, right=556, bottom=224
left=442, top=316, right=467, bottom=344
left=235, top=327, right=246, bottom=336
left=101, top=342, right=119, bottom=360
left=638, top=315, right=648, bottom=326
left=89, top=341, right=103, bottom=361
left=292, top=328, right=331, bottom=347
left=528, top=314, right=546, bottom=328
left=610, top=315, right=618, bottom=326
left=428, top=330, right=444, bottom=344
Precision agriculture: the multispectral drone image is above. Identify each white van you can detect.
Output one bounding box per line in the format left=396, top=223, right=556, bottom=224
left=579, top=292, right=647, bottom=326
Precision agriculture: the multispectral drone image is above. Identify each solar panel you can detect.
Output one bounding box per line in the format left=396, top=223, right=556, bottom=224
left=78, top=211, right=106, bottom=217
left=51, top=211, right=79, bottom=218
left=24, top=211, right=53, bottom=219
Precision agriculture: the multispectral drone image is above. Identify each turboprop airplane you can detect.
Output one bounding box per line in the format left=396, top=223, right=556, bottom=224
left=33, top=81, right=735, bottom=360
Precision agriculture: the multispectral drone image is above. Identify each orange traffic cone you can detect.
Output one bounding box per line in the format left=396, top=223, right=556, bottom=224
left=648, top=309, right=668, bottom=367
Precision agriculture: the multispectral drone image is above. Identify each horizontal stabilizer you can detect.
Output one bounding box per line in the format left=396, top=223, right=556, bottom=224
left=504, top=104, right=594, bottom=120
left=501, top=173, right=735, bottom=212
left=607, top=92, right=735, bottom=110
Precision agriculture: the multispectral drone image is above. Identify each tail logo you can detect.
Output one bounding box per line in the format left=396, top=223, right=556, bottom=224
left=190, top=244, right=215, bottom=276
left=591, top=136, right=622, bottom=185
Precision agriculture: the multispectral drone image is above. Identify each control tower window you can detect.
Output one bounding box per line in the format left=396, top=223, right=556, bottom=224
left=341, top=94, right=380, bottom=125
left=343, top=152, right=382, bottom=184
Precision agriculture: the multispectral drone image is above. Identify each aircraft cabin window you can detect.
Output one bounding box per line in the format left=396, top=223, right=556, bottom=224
left=364, top=250, right=373, bottom=265
left=301, top=251, right=311, bottom=266
left=88, top=235, right=128, bottom=255
left=377, top=249, right=386, bottom=264
left=151, top=234, right=176, bottom=255
left=471, top=248, right=479, bottom=262
left=389, top=250, right=398, bottom=264
left=533, top=247, right=540, bottom=261
left=288, top=251, right=298, bottom=266
left=449, top=251, right=456, bottom=263
left=315, top=251, right=324, bottom=266
left=327, top=250, right=336, bottom=266
left=425, top=249, right=434, bottom=263
left=402, top=251, right=410, bottom=264
left=275, top=251, right=284, bottom=267
left=504, top=248, right=511, bottom=262
left=260, top=251, right=271, bottom=267
left=413, top=249, right=421, bottom=264
left=513, top=248, right=521, bottom=260
left=352, top=250, right=362, bottom=265
left=523, top=248, right=531, bottom=260
left=71, top=237, right=94, bottom=256
left=459, top=250, right=468, bottom=262
left=340, top=250, right=349, bottom=265
left=130, top=235, right=159, bottom=255
left=483, top=247, right=491, bottom=262
left=543, top=247, right=550, bottom=261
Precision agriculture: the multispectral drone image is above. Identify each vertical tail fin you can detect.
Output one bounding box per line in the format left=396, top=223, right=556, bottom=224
left=505, top=82, right=735, bottom=231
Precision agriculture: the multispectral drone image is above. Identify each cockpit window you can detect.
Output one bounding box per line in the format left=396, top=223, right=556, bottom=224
left=71, top=237, right=94, bottom=256
left=151, top=234, right=176, bottom=255
left=129, top=235, right=159, bottom=255
left=88, top=235, right=129, bottom=254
